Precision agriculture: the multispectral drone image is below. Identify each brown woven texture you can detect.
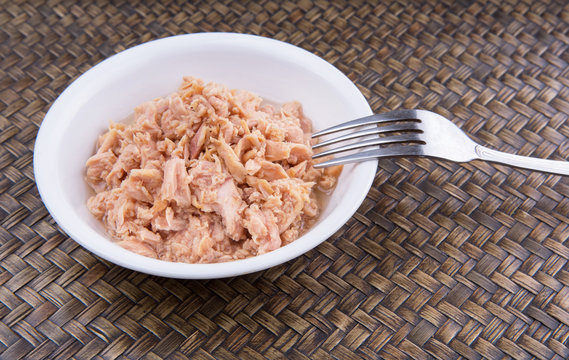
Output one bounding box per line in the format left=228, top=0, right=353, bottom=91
left=3, top=0, right=569, bottom=358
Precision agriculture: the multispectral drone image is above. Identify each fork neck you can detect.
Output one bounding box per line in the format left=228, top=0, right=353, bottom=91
left=474, top=145, right=569, bottom=176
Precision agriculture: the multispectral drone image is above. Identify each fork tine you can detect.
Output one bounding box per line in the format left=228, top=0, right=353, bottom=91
left=313, top=144, right=424, bottom=168
left=312, top=122, right=421, bottom=149
left=312, top=109, right=419, bottom=138
left=312, top=134, right=425, bottom=159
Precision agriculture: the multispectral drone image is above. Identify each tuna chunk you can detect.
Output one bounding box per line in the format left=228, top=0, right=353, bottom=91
left=212, top=138, right=247, bottom=183
left=189, top=123, right=208, bottom=159
left=161, top=158, right=192, bottom=206
left=189, top=160, right=246, bottom=240
left=215, top=179, right=246, bottom=240
left=245, top=159, right=289, bottom=181
left=244, top=205, right=281, bottom=254
left=265, top=140, right=312, bottom=164
left=152, top=207, right=187, bottom=232
left=86, top=151, right=117, bottom=192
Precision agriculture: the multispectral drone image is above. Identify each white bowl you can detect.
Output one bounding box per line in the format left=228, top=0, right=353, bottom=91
left=34, top=33, right=377, bottom=279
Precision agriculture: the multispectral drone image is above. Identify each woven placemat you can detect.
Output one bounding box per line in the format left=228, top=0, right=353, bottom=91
left=3, top=0, right=569, bottom=359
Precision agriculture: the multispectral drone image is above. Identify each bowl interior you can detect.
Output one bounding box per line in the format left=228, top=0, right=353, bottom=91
left=34, top=33, right=376, bottom=278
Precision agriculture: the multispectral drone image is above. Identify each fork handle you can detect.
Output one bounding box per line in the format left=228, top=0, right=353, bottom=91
left=475, top=145, right=569, bottom=176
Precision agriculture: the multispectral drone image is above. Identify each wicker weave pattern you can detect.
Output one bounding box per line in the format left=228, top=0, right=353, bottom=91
left=3, top=0, right=569, bottom=358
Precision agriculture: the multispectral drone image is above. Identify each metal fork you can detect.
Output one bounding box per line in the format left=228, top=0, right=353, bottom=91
left=312, top=109, right=569, bottom=175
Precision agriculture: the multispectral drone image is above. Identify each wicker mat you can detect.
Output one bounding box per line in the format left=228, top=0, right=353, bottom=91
left=3, top=0, right=569, bottom=358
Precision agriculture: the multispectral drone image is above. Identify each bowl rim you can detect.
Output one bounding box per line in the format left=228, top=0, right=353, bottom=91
left=33, top=32, right=377, bottom=279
